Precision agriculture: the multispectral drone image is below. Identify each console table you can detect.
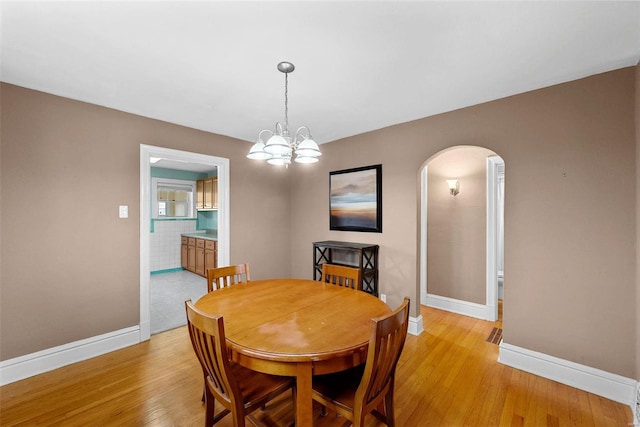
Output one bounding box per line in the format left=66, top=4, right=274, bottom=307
left=313, top=241, right=379, bottom=296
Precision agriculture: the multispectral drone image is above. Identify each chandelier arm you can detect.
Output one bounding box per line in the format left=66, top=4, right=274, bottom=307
left=258, top=129, right=274, bottom=141
left=292, top=126, right=311, bottom=145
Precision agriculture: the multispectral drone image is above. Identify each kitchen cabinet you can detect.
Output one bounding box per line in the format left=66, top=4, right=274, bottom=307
left=196, top=180, right=204, bottom=209
left=204, top=240, right=217, bottom=273
left=181, top=237, right=188, bottom=269
left=183, top=236, right=217, bottom=277
left=187, top=238, right=197, bottom=272
left=196, top=177, right=218, bottom=210
left=195, top=239, right=206, bottom=276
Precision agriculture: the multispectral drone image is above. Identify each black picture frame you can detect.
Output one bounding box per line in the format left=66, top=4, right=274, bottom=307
left=329, top=164, right=382, bottom=233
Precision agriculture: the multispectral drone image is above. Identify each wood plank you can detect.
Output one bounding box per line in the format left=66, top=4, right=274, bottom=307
left=0, top=305, right=633, bottom=426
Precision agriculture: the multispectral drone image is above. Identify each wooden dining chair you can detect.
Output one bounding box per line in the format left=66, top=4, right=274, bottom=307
left=207, top=263, right=251, bottom=292
left=185, top=300, right=295, bottom=427
left=312, top=297, right=410, bottom=427
left=321, top=264, right=361, bottom=290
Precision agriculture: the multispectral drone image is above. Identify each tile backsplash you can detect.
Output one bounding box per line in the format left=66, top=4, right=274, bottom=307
left=150, top=219, right=197, bottom=272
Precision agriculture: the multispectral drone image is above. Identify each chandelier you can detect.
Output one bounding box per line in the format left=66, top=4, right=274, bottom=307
left=247, top=61, right=321, bottom=166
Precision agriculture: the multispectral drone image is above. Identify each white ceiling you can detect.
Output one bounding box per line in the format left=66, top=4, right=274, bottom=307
left=2, top=1, right=639, bottom=150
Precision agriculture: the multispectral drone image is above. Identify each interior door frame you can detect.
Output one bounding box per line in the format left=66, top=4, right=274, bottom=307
left=139, top=144, right=230, bottom=341
left=486, top=155, right=504, bottom=321
left=419, top=150, right=504, bottom=322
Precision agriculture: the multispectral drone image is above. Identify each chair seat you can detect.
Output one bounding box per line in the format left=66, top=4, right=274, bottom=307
left=312, top=365, right=365, bottom=412
left=228, top=362, right=293, bottom=409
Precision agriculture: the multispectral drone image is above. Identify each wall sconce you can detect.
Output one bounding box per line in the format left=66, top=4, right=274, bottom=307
left=446, top=179, right=460, bottom=196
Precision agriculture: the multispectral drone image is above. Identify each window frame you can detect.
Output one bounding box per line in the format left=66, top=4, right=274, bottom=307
left=151, top=177, right=197, bottom=219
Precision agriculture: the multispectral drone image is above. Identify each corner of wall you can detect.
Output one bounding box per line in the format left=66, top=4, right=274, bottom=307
left=635, top=62, right=640, bottom=384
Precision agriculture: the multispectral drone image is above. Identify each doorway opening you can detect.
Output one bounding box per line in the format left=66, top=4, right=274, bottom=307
left=139, top=145, right=230, bottom=341
left=419, top=146, right=504, bottom=323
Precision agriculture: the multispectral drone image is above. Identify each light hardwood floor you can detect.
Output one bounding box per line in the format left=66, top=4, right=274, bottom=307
left=0, top=304, right=632, bottom=426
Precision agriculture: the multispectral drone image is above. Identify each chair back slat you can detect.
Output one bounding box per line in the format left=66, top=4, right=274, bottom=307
left=207, top=263, right=251, bottom=292
left=185, top=300, right=240, bottom=407
left=321, top=264, right=361, bottom=290
left=356, top=297, right=410, bottom=407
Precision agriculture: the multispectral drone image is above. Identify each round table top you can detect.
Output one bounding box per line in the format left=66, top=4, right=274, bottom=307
left=195, top=278, right=391, bottom=363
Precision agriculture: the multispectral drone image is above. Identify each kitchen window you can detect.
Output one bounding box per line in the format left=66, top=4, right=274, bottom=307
left=152, top=178, right=196, bottom=219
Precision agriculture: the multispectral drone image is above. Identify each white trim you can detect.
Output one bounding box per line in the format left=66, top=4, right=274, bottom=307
left=486, top=156, right=504, bottom=322
left=499, top=341, right=638, bottom=408
left=421, top=156, right=505, bottom=320
left=140, top=145, right=230, bottom=341
left=0, top=326, right=140, bottom=386
left=420, top=166, right=428, bottom=306
left=408, top=315, right=424, bottom=336
left=140, top=147, right=152, bottom=340
left=426, top=293, right=489, bottom=320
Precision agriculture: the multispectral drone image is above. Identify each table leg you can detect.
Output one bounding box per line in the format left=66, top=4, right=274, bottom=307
left=295, top=362, right=313, bottom=426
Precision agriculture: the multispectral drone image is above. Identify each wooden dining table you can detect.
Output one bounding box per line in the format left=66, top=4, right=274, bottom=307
left=194, top=277, right=391, bottom=426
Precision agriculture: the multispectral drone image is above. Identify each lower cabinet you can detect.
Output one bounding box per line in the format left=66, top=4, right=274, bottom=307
left=204, top=240, right=217, bottom=274
left=187, top=238, right=196, bottom=272
left=195, top=239, right=206, bottom=276
left=181, top=237, right=189, bottom=269
left=182, top=236, right=217, bottom=277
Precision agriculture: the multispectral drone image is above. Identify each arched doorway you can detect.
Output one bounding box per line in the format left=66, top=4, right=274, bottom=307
left=419, top=146, right=504, bottom=322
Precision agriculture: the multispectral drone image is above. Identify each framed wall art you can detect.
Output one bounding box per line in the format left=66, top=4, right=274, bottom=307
left=329, top=164, right=382, bottom=232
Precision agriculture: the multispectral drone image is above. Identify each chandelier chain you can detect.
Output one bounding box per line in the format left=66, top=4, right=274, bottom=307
left=284, top=72, right=289, bottom=133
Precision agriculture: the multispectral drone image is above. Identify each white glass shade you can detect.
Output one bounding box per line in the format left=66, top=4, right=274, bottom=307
left=266, top=153, right=291, bottom=166
left=264, top=134, right=293, bottom=155
left=246, top=141, right=272, bottom=160
left=446, top=179, right=460, bottom=196
left=294, top=138, right=321, bottom=158
left=294, top=154, right=319, bottom=164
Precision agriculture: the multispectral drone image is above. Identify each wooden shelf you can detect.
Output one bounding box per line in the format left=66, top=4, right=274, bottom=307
left=313, top=241, right=379, bottom=296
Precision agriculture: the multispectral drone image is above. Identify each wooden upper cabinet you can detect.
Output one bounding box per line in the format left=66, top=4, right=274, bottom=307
left=196, top=179, right=204, bottom=210
left=203, top=178, right=214, bottom=209
left=197, top=177, right=218, bottom=210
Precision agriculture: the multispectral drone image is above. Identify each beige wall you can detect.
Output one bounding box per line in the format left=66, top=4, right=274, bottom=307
left=1, top=66, right=637, bottom=380
left=290, top=67, right=637, bottom=378
left=426, top=147, right=493, bottom=304
left=0, top=83, right=291, bottom=360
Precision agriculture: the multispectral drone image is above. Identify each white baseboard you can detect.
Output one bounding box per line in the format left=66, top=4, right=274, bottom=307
left=426, top=293, right=488, bottom=320
left=499, top=341, right=638, bottom=412
left=408, top=315, right=424, bottom=336
left=0, top=326, right=141, bottom=386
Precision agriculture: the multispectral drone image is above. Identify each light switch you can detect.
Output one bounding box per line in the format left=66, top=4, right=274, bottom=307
left=119, top=205, right=129, bottom=219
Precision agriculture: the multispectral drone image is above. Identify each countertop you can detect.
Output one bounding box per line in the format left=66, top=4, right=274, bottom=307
left=181, top=231, right=218, bottom=241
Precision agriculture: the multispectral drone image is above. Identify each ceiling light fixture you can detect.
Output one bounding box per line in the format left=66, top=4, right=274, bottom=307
left=247, top=61, right=321, bottom=167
